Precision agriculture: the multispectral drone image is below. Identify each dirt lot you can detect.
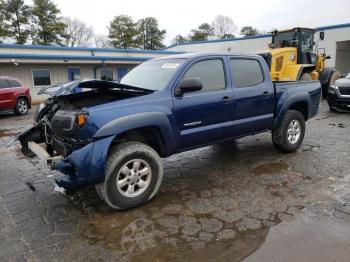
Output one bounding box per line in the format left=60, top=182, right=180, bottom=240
left=0, top=101, right=350, bottom=262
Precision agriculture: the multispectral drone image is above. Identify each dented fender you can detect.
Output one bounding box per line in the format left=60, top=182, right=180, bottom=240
left=53, top=135, right=115, bottom=192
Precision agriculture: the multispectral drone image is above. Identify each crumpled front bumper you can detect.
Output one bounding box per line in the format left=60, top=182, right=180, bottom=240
left=53, top=135, right=115, bottom=192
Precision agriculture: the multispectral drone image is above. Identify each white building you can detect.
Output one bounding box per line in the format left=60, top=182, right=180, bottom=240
left=166, top=23, right=350, bottom=74
left=0, top=44, right=182, bottom=101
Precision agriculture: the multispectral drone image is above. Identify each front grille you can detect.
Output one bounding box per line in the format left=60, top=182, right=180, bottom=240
left=338, top=86, right=350, bottom=96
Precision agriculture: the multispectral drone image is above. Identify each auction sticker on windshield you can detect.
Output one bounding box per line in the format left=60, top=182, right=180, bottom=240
left=161, top=63, right=180, bottom=69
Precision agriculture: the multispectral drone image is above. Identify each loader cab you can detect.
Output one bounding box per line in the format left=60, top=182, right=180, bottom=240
left=270, top=28, right=316, bottom=65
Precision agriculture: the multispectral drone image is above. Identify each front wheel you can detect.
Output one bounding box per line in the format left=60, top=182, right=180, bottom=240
left=14, top=98, right=29, bottom=115
left=96, top=141, right=163, bottom=210
left=272, top=110, right=305, bottom=153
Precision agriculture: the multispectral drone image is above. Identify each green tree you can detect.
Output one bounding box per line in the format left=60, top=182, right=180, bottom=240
left=108, top=15, right=138, bottom=49
left=240, top=26, right=259, bottom=37
left=0, top=0, right=30, bottom=44
left=0, top=1, right=10, bottom=42
left=189, top=23, right=214, bottom=41
left=136, top=17, right=165, bottom=50
left=171, top=34, right=187, bottom=45
left=30, top=0, right=66, bottom=45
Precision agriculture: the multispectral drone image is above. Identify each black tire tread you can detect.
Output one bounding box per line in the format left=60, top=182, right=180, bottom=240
left=96, top=141, right=163, bottom=210
left=272, top=110, right=305, bottom=153
left=14, top=98, right=29, bottom=116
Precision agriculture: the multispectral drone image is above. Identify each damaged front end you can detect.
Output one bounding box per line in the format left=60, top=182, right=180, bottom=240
left=10, top=80, right=152, bottom=192
left=15, top=102, right=98, bottom=192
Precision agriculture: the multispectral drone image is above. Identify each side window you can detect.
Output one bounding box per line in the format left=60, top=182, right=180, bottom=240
left=100, top=68, right=113, bottom=81
left=0, top=79, right=9, bottom=88
left=8, top=80, right=21, bottom=87
left=230, top=59, right=264, bottom=88
left=182, top=59, right=226, bottom=92
left=32, top=69, right=51, bottom=86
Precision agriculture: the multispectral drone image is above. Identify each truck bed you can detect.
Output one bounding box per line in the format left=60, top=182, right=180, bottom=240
left=273, top=80, right=322, bottom=119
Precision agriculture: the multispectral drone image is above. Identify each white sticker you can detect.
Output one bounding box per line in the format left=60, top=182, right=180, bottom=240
left=162, top=63, right=180, bottom=69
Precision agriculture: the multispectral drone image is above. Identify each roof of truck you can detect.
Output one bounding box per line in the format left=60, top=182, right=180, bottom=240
left=153, top=52, right=261, bottom=60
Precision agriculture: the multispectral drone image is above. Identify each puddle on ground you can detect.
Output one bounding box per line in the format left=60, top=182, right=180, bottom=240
left=78, top=207, right=270, bottom=262
left=0, top=129, right=18, bottom=138
left=74, top=187, right=278, bottom=262
left=252, top=162, right=289, bottom=176
left=245, top=211, right=350, bottom=262
left=329, top=123, right=347, bottom=128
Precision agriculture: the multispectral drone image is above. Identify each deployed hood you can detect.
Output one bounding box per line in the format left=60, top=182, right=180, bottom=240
left=38, top=79, right=153, bottom=97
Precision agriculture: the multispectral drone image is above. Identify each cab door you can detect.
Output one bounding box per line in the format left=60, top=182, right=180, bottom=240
left=172, top=58, right=234, bottom=150
left=229, top=57, right=275, bottom=136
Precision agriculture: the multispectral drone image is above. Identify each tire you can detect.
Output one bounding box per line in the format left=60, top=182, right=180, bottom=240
left=300, top=73, right=312, bottom=81
left=95, top=141, right=163, bottom=210
left=272, top=110, right=305, bottom=153
left=14, top=98, right=29, bottom=115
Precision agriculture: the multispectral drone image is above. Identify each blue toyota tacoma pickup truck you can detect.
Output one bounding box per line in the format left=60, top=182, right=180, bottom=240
left=14, top=53, right=321, bottom=210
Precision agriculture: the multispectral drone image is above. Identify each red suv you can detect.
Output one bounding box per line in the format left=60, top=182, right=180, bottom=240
left=0, top=76, right=31, bottom=115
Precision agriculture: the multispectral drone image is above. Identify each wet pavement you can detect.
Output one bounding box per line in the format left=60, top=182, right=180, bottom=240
left=0, top=101, right=349, bottom=262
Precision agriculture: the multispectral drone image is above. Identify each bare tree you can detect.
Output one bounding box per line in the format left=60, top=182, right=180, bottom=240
left=62, top=17, right=94, bottom=47
left=93, top=34, right=111, bottom=48
left=211, top=15, right=238, bottom=39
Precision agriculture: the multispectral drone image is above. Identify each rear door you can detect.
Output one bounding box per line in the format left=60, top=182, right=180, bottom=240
left=0, top=79, right=14, bottom=109
left=229, top=57, right=275, bottom=136
left=172, top=57, right=234, bottom=150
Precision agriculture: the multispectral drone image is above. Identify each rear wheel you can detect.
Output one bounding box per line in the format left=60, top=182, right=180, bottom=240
left=272, top=110, right=305, bottom=153
left=96, top=141, right=163, bottom=210
left=14, top=98, right=29, bottom=115
left=300, top=73, right=312, bottom=81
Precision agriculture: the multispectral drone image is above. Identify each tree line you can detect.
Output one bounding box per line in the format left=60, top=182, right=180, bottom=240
left=172, top=16, right=260, bottom=45
left=0, top=0, right=261, bottom=49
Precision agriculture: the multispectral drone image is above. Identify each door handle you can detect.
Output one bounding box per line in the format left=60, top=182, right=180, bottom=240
left=262, top=91, right=269, bottom=96
left=222, top=96, right=231, bottom=104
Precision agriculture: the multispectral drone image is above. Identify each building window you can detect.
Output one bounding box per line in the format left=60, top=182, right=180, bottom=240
left=32, top=69, right=51, bottom=86
left=100, top=68, right=113, bottom=81
left=68, top=68, right=81, bottom=81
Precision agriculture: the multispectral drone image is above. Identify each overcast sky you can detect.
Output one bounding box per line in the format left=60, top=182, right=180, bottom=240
left=26, top=0, right=350, bottom=46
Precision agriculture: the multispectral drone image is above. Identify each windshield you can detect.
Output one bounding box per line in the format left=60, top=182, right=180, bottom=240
left=273, top=31, right=299, bottom=48
left=120, top=58, right=186, bottom=91
left=273, top=29, right=314, bottom=52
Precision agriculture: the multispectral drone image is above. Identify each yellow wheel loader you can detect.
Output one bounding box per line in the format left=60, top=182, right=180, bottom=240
left=258, top=27, right=340, bottom=97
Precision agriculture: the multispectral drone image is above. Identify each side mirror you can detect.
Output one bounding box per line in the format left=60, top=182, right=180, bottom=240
left=341, top=74, right=346, bottom=78
left=325, top=55, right=331, bottom=60
left=176, top=77, right=202, bottom=96
left=319, top=31, right=325, bottom=41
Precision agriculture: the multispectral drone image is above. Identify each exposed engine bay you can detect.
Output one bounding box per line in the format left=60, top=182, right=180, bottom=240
left=16, top=80, right=152, bottom=159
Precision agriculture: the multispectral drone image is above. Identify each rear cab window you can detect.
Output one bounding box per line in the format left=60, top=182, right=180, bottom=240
left=230, top=58, right=264, bottom=88
left=0, top=79, right=10, bottom=88
left=8, top=80, right=21, bottom=87
left=181, top=59, right=226, bottom=92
